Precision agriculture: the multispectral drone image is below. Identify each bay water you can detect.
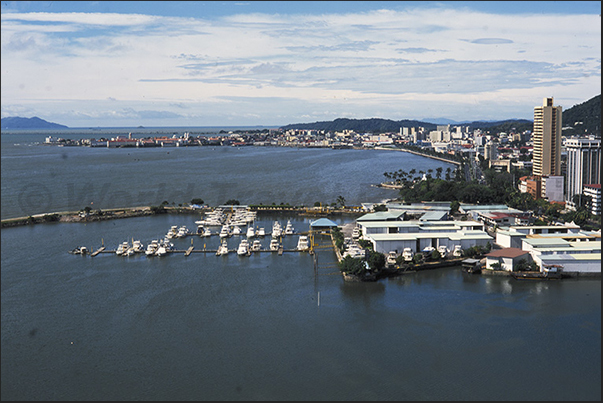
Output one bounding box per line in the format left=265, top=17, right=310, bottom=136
left=1, top=130, right=600, bottom=400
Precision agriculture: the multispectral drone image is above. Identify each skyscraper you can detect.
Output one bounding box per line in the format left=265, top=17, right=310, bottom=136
left=565, top=136, right=601, bottom=208
left=532, top=97, right=562, bottom=177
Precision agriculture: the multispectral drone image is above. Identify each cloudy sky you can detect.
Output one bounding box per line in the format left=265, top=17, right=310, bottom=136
left=1, top=1, right=600, bottom=127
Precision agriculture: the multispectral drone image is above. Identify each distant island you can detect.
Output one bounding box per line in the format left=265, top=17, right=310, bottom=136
left=1, top=116, right=69, bottom=130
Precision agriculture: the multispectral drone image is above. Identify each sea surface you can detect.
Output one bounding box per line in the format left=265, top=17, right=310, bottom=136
left=1, top=129, right=601, bottom=401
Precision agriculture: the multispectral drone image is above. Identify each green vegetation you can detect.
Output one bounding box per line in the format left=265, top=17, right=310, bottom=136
left=331, top=226, right=345, bottom=252
left=150, top=205, right=166, bottom=214
left=338, top=255, right=367, bottom=275
left=190, top=198, right=204, bottom=205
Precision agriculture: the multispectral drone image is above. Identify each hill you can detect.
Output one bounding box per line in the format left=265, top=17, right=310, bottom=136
left=1, top=116, right=69, bottom=130
left=279, top=117, right=438, bottom=133
left=560, top=94, right=601, bottom=137
left=279, top=117, right=533, bottom=134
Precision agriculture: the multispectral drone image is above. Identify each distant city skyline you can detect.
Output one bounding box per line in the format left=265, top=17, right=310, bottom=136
left=1, top=1, right=600, bottom=128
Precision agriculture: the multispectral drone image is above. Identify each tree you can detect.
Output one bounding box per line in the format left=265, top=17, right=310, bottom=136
left=338, top=255, right=365, bottom=275
left=336, top=195, right=346, bottom=207
left=450, top=200, right=460, bottom=216
left=190, top=198, right=204, bottom=205
left=366, top=250, right=385, bottom=271
left=225, top=199, right=240, bottom=205
left=436, top=167, right=443, bottom=179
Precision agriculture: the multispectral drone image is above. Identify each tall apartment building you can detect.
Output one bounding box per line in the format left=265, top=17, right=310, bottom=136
left=565, top=136, right=601, bottom=209
left=532, top=97, right=562, bottom=177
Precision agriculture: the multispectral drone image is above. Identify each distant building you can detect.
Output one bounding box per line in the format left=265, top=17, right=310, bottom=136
left=583, top=184, right=601, bottom=216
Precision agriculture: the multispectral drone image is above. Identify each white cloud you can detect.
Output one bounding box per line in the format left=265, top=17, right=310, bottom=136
left=1, top=6, right=600, bottom=126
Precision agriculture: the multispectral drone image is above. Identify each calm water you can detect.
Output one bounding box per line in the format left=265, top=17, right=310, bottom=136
left=1, top=130, right=601, bottom=401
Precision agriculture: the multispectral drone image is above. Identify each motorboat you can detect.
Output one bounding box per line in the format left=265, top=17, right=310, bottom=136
left=216, top=240, right=229, bottom=256
left=166, top=225, right=178, bottom=238
left=116, top=241, right=129, bottom=256
left=69, top=246, right=88, bottom=255
left=343, top=242, right=365, bottom=258
left=257, top=227, right=265, bottom=237
left=272, top=221, right=282, bottom=238
left=352, top=226, right=361, bottom=239
left=219, top=225, right=231, bottom=238
left=284, top=220, right=294, bottom=235
left=402, top=247, right=414, bottom=262
left=202, top=227, right=212, bottom=237
left=145, top=240, right=159, bottom=256
left=251, top=239, right=262, bottom=252
left=386, top=251, right=398, bottom=267
left=296, top=235, right=309, bottom=251
left=237, top=239, right=250, bottom=256
left=270, top=238, right=280, bottom=252
left=176, top=226, right=189, bottom=238
left=132, top=240, right=144, bottom=253
left=155, top=239, right=173, bottom=257
left=246, top=225, right=255, bottom=238
left=452, top=245, right=463, bottom=257
left=422, top=245, right=436, bottom=255
left=232, top=225, right=242, bottom=236
left=438, top=245, right=449, bottom=258
left=155, top=244, right=167, bottom=257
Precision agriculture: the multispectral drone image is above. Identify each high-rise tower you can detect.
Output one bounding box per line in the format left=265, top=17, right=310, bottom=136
left=532, top=97, right=562, bottom=177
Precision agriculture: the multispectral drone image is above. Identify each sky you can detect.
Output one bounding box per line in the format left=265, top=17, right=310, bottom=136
left=1, top=1, right=601, bottom=128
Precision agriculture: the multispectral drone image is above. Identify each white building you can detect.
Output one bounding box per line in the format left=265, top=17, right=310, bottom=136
left=565, top=136, right=601, bottom=210
left=357, top=219, right=491, bottom=255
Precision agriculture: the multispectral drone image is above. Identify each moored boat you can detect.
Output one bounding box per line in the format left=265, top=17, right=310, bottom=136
left=237, top=239, right=250, bottom=256
left=296, top=235, right=309, bottom=251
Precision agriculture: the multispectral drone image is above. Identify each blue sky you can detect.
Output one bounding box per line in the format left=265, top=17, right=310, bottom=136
left=1, top=1, right=600, bottom=127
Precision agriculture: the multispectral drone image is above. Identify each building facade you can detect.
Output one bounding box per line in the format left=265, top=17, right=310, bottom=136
left=565, top=137, right=601, bottom=209
left=532, top=97, right=562, bottom=177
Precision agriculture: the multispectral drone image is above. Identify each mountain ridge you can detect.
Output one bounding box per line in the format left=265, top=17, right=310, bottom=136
left=1, top=116, right=69, bottom=130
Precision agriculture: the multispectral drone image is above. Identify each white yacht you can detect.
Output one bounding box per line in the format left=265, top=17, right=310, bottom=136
left=216, top=240, right=229, bottom=256
left=145, top=240, right=159, bottom=256
left=386, top=251, right=398, bottom=267
left=176, top=226, right=189, bottom=238
left=284, top=220, right=294, bottom=235
left=116, top=241, right=129, bottom=256
left=296, top=235, right=309, bottom=251
left=251, top=239, right=262, bottom=252
left=257, top=227, right=265, bottom=237
left=246, top=225, right=255, bottom=238
left=232, top=225, right=242, bottom=236
left=132, top=240, right=144, bottom=253
left=352, top=226, right=361, bottom=239
left=155, top=244, right=168, bottom=257
left=343, top=242, right=365, bottom=258
left=452, top=245, right=463, bottom=257
left=166, top=225, right=178, bottom=239
left=269, top=238, right=280, bottom=252
left=155, top=239, right=173, bottom=257
left=271, top=221, right=282, bottom=238
left=402, top=248, right=414, bottom=262
left=422, top=245, right=436, bottom=255
left=237, top=239, right=250, bottom=256
left=202, top=227, right=212, bottom=237
left=219, top=225, right=231, bottom=238
left=438, top=245, right=449, bottom=258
